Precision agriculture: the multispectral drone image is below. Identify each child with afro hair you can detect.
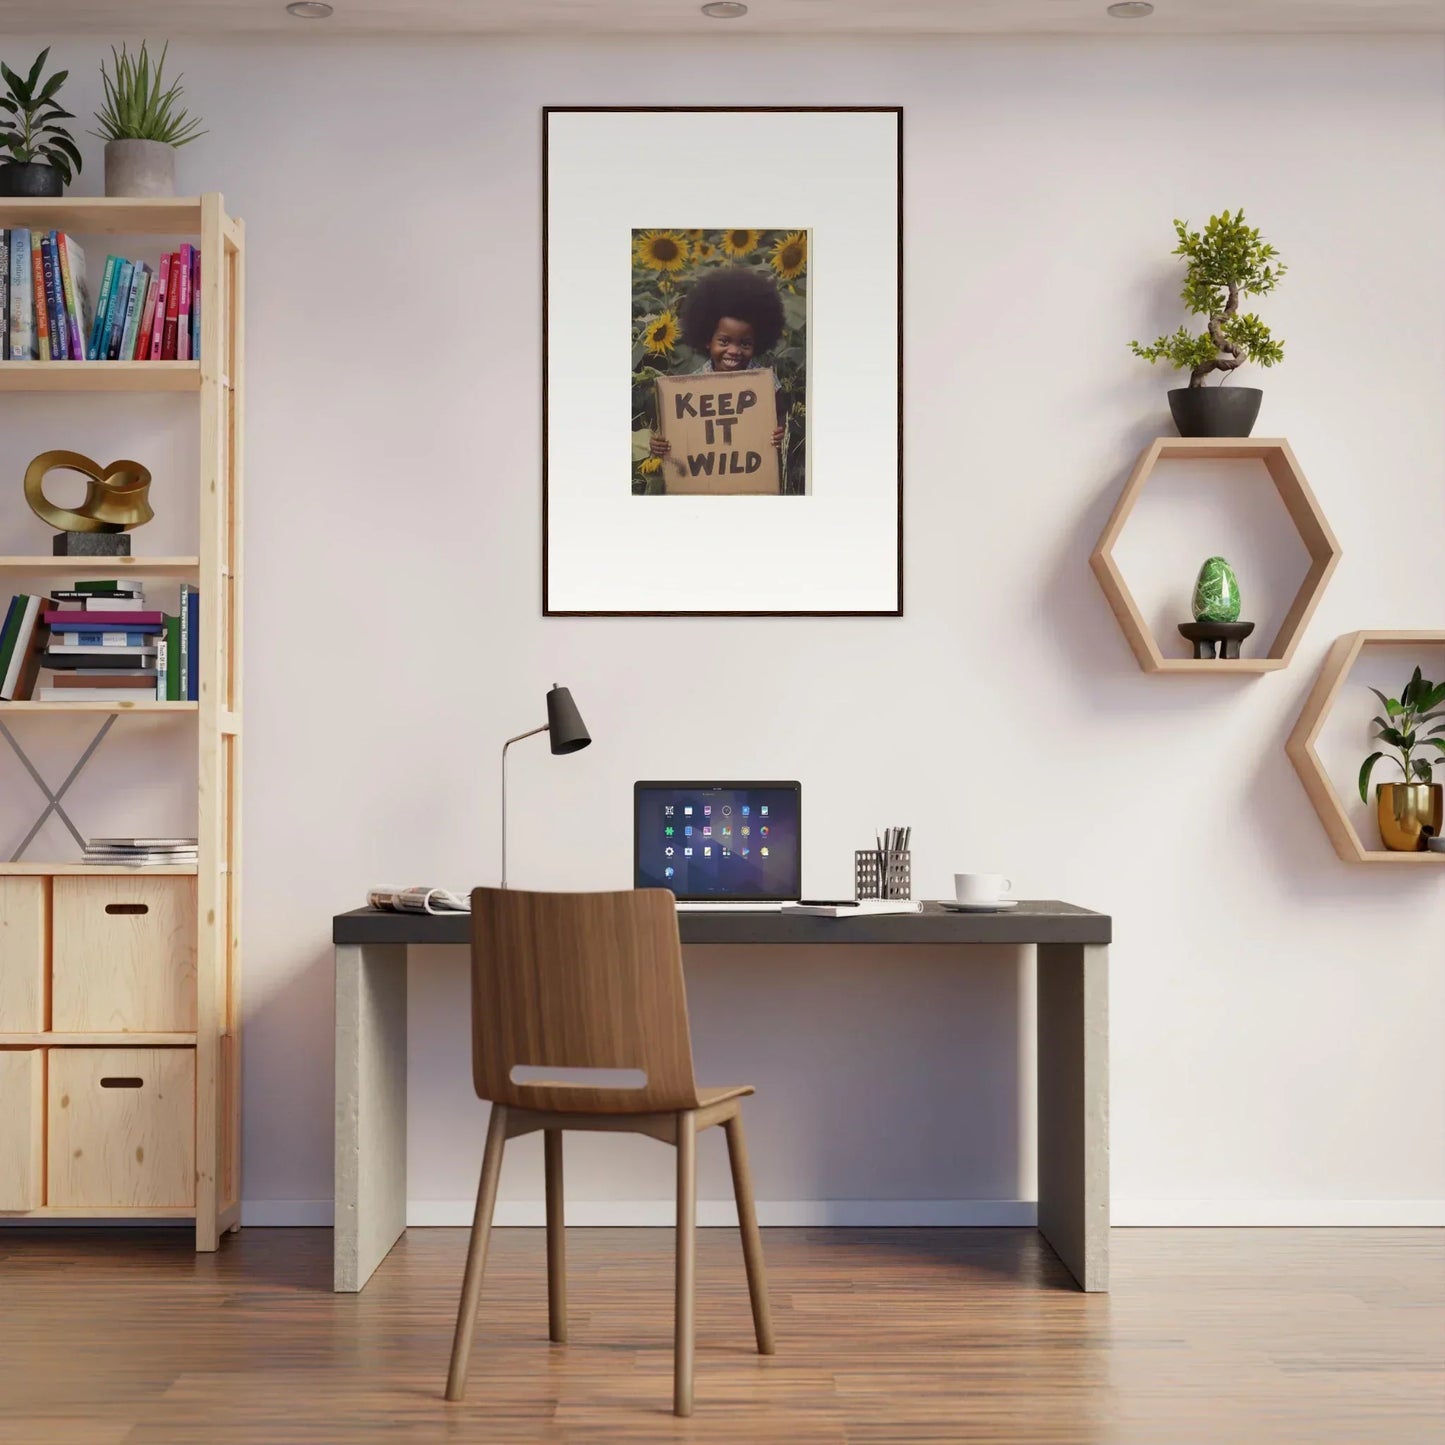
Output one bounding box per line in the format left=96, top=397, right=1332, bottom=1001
left=650, top=264, right=787, bottom=462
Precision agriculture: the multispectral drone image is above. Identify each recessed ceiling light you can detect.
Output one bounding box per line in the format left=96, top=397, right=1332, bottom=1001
left=1107, top=1, right=1154, bottom=16
left=286, top=1, right=334, bottom=17
left=701, top=2, right=749, bottom=17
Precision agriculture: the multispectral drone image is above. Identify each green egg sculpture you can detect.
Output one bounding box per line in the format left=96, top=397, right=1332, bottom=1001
left=1192, top=556, right=1241, bottom=623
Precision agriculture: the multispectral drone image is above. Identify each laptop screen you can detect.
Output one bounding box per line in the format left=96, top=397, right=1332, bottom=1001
left=634, top=781, right=801, bottom=901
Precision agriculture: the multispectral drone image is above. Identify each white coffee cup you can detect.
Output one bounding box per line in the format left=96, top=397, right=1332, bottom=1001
left=954, top=872, right=1012, bottom=906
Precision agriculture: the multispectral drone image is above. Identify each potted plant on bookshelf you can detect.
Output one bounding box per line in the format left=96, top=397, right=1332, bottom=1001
left=92, top=42, right=205, bottom=199
left=0, top=49, right=82, bottom=197
left=1359, top=667, right=1445, bottom=852
left=1130, top=210, right=1285, bottom=438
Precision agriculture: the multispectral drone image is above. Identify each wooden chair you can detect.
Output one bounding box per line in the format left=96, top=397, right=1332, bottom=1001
left=444, top=887, right=775, bottom=1417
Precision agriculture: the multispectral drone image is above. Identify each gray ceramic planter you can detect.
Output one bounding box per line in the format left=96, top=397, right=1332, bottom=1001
left=104, top=139, right=176, bottom=198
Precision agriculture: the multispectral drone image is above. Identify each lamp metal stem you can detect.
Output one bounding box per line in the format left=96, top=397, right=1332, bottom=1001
left=500, top=724, right=549, bottom=888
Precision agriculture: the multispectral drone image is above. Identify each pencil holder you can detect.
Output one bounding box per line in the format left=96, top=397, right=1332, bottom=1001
left=855, top=849, right=911, bottom=901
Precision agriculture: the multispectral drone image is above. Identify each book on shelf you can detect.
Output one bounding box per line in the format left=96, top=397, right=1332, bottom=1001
left=0, top=231, right=200, bottom=363
left=84, top=837, right=198, bottom=868
left=35, top=686, right=161, bottom=702
left=47, top=671, right=157, bottom=689
left=0, top=593, right=45, bottom=700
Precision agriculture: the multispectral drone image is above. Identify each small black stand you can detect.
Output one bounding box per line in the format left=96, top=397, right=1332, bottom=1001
left=53, top=532, right=131, bottom=556
left=1177, top=620, right=1256, bottom=660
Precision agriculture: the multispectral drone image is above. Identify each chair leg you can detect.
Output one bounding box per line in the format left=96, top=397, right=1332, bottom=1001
left=444, top=1103, right=509, bottom=1402
left=724, top=1111, right=775, bottom=1355
left=674, top=1110, right=698, bottom=1418
left=544, top=1128, right=567, bottom=1343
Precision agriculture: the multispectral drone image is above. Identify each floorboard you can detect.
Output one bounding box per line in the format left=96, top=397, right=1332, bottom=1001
left=0, top=1227, right=1440, bottom=1443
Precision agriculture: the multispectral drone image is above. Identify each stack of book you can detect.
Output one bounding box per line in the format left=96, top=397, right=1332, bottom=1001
left=7, top=579, right=201, bottom=702
left=84, top=837, right=199, bottom=868
left=1, top=230, right=199, bottom=362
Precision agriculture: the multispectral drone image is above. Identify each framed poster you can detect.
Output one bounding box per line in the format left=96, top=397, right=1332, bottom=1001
left=543, top=106, right=903, bottom=616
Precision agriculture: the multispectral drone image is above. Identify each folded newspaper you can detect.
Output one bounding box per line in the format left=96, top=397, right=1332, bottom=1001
left=367, top=886, right=471, bottom=915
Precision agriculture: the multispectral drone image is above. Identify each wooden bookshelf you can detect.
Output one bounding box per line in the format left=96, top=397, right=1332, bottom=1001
left=0, top=360, right=201, bottom=392
left=0, top=194, right=244, bottom=1247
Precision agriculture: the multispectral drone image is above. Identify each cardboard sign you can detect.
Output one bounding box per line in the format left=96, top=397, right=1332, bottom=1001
left=653, top=369, right=780, bottom=496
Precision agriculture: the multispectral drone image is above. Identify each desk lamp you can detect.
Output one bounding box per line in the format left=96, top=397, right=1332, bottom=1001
left=500, top=684, right=591, bottom=887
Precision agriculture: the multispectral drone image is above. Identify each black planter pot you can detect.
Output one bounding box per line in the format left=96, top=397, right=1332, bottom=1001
left=1167, top=386, right=1263, bottom=438
left=0, top=161, right=64, bottom=197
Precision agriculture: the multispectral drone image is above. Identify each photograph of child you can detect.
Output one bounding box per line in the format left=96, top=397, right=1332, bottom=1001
left=631, top=229, right=809, bottom=496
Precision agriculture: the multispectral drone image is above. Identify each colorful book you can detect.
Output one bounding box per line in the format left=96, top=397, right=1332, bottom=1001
left=35, top=687, right=155, bottom=702
left=49, top=672, right=157, bottom=688
left=135, top=265, right=160, bottom=359
left=0, top=595, right=24, bottom=679
left=89, top=254, right=120, bottom=359
left=44, top=648, right=156, bottom=669
left=163, top=614, right=181, bottom=701
left=8, top=229, right=32, bottom=358
left=154, top=632, right=168, bottom=699
left=103, top=259, right=134, bottom=361
left=52, top=596, right=149, bottom=613
left=176, top=244, right=193, bottom=363
left=44, top=609, right=164, bottom=628
left=74, top=578, right=135, bottom=594
left=119, top=264, right=150, bottom=363
left=48, top=631, right=160, bottom=648
left=29, top=233, right=49, bottom=362
left=162, top=253, right=180, bottom=359
left=41, top=233, right=67, bottom=360
left=0, top=594, right=45, bottom=700
left=190, top=246, right=200, bottom=360
left=147, top=253, right=171, bottom=360
left=0, top=229, right=8, bottom=360
left=56, top=233, right=89, bottom=360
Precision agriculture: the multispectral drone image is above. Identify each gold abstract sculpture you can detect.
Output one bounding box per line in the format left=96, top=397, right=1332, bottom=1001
left=24, top=450, right=154, bottom=533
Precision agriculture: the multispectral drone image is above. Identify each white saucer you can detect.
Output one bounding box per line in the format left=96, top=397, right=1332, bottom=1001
left=937, top=899, right=1018, bottom=912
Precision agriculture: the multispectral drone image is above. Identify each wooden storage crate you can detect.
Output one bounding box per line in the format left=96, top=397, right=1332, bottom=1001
left=51, top=876, right=197, bottom=1033
left=0, top=1049, right=44, bottom=1211
left=0, top=876, right=48, bottom=1031
left=47, top=1048, right=196, bottom=1208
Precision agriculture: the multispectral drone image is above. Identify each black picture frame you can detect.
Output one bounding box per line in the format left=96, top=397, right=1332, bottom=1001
left=542, top=105, right=904, bottom=618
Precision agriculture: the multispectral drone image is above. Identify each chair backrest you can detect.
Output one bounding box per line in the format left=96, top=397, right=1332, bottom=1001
left=468, top=887, right=702, bottom=1114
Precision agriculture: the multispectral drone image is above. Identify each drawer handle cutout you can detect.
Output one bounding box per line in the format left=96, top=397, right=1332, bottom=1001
left=100, top=1077, right=144, bottom=1089
left=105, top=903, right=149, bottom=916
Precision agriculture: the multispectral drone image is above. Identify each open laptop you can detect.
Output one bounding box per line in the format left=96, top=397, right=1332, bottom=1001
left=634, top=781, right=801, bottom=910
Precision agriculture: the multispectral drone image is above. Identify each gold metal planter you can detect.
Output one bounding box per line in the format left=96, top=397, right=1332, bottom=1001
left=1376, top=782, right=1444, bottom=852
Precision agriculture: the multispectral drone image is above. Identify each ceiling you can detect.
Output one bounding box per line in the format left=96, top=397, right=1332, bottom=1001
left=3, top=0, right=1444, bottom=36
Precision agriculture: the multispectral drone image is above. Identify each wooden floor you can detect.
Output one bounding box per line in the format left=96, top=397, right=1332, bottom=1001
left=0, top=1227, right=1440, bottom=1444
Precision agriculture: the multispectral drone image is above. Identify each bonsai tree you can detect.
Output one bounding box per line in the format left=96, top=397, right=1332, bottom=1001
left=1131, top=210, right=1284, bottom=388
left=0, top=48, right=82, bottom=185
left=1358, top=667, right=1445, bottom=802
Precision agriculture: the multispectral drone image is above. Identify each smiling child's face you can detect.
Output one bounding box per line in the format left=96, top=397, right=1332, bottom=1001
left=708, top=316, right=756, bottom=371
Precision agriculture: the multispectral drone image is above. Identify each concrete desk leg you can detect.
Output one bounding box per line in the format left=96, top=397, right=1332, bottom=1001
left=1036, top=943, right=1109, bottom=1292
left=335, top=942, right=409, bottom=1292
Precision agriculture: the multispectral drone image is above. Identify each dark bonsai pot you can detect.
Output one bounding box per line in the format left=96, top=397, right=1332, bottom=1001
left=0, top=161, right=64, bottom=197
left=1168, top=386, right=1263, bottom=438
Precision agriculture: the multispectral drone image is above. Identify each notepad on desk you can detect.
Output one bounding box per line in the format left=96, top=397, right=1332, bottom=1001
left=780, top=900, right=921, bottom=918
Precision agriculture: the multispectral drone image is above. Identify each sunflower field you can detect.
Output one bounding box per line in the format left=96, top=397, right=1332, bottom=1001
left=631, top=228, right=809, bottom=496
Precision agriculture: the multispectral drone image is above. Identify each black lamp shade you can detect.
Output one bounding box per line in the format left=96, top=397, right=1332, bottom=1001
left=546, top=684, right=591, bottom=755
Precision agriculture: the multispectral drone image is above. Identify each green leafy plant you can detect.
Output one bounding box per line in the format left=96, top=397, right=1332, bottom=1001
left=0, top=48, right=82, bottom=183
left=1358, top=668, right=1445, bottom=802
left=92, top=42, right=205, bottom=148
left=1131, top=210, right=1285, bottom=388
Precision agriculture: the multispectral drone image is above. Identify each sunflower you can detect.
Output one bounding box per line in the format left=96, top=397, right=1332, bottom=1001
left=769, top=230, right=807, bottom=281
left=641, top=310, right=680, bottom=354
left=686, top=229, right=704, bottom=239
left=720, top=228, right=761, bottom=258
left=638, top=454, right=662, bottom=475
left=693, top=240, right=717, bottom=262
left=633, top=230, right=689, bottom=273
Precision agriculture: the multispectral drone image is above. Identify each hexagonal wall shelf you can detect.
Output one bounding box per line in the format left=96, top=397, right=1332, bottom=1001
left=1286, top=630, right=1445, bottom=866
left=1090, top=437, right=1342, bottom=674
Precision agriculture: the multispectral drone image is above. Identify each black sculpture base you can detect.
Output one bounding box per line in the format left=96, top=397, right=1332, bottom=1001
left=1178, top=620, right=1256, bottom=660
left=53, top=532, right=130, bottom=556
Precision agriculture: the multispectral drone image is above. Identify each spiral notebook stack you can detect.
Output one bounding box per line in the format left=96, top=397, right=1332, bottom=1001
left=84, top=837, right=199, bottom=868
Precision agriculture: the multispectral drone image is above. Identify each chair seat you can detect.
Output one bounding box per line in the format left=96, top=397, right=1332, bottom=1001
left=697, top=1084, right=754, bottom=1108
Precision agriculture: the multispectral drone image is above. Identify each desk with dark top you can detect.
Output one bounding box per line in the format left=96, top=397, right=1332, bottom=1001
left=332, top=901, right=1110, bottom=1293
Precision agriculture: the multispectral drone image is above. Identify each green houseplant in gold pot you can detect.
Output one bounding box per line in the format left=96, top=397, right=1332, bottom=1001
left=1359, top=668, right=1445, bottom=851
left=92, top=41, right=204, bottom=198
left=1130, top=210, right=1285, bottom=438
left=0, top=49, right=82, bottom=197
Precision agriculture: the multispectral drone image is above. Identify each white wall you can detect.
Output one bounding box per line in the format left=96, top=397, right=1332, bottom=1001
left=3, top=33, right=1443, bottom=1226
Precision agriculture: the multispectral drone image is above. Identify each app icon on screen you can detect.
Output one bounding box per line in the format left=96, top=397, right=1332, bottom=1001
left=760, top=825, right=769, bottom=837
left=703, top=847, right=712, bottom=857
left=722, top=848, right=731, bottom=857
left=684, top=825, right=693, bottom=837
left=703, top=805, right=712, bottom=816
left=665, top=806, right=675, bottom=817
left=665, top=866, right=675, bottom=879
left=684, top=805, right=693, bottom=815
left=702, top=826, right=711, bottom=837
left=741, top=805, right=750, bottom=817
left=761, top=847, right=769, bottom=856
left=740, top=847, right=750, bottom=857
left=760, top=805, right=769, bottom=816
left=722, top=805, right=732, bottom=816
left=665, top=826, right=675, bottom=837
left=665, top=846, right=674, bottom=856
left=684, top=848, right=693, bottom=856
left=741, top=826, right=750, bottom=837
